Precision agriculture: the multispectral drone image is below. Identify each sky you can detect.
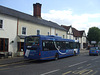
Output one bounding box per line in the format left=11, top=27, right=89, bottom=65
left=0, top=0, right=100, bottom=34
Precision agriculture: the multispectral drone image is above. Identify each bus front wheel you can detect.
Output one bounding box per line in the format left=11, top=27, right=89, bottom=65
left=74, top=51, right=77, bottom=56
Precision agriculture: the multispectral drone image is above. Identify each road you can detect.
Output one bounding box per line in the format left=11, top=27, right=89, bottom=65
left=0, top=51, right=100, bottom=75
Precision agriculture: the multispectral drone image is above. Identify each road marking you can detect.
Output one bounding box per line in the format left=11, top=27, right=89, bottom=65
left=0, top=61, right=24, bottom=67
left=87, top=64, right=91, bottom=66
left=72, top=70, right=82, bottom=74
left=79, top=69, right=88, bottom=74
left=83, top=69, right=93, bottom=75
left=68, top=61, right=87, bottom=67
left=0, top=65, right=27, bottom=71
left=91, top=71, right=98, bottom=75
left=95, top=61, right=99, bottom=62
left=62, top=71, right=72, bottom=75
left=0, top=60, right=35, bottom=67
left=40, top=69, right=60, bottom=75
left=14, top=65, right=26, bottom=68
left=91, top=57, right=100, bottom=60
left=77, top=66, right=83, bottom=69
left=72, top=69, right=93, bottom=75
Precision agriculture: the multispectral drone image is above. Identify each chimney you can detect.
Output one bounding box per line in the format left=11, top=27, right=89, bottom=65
left=33, top=3, right=42, bottom=18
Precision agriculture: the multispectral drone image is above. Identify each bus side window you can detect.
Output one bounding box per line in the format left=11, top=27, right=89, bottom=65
left=56, top=41, right=60, bottom=48
left=42, top=41, right=49, bottom=51
left=76, top=43, right=79, bottom=48
left=49, top=41, right=56, bottom=50
left=42, top=40, right=56, bottom=51
left=99, top=47, right=100, bottom=50
left=43, top=42, right=45, bottom=47
left=65, top=42, right=69, bottom=49
left=69, top=42, right=74, bottom=49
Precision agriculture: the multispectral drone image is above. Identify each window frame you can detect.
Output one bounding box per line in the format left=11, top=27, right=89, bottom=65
left=42, top=40, right=56, bottom=51
left=0, top=38, right=9, bottom=52
left=42, top=40, right=72, bottom=51
left=21, top=27, right=27, bottom=35
left=17, top=42, right=24, bottom=52
left=0, top=19, right=3, bottom=29
left=37, top=30, right=40, bottom=35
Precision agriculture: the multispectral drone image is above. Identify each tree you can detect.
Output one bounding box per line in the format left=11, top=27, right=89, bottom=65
left=87, top=27, right=100, bottom=44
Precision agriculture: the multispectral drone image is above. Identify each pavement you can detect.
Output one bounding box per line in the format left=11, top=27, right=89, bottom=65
left=0, top=49, right=89, bottom=65
left=80, top=49, right=89, bottom=53
left=0, top=56, right=25, bottom=65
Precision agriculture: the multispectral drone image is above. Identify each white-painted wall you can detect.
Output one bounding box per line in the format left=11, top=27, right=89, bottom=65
left=0, top=14, right=17, bottom=56
left=51, top=28, right=55, bottom=35
left=66, top=27, right=87, bottom=49
left=67, top=28, right=74, bottom=39
left=18, top=19, right=66, bottom=38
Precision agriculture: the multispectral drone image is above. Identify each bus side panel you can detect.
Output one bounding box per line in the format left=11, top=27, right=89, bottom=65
left=58, top=49, right=74, bottom=58
left=24, top=49, right=40, bottom=60
left=40, top=49, right=75, bottom=60
left=40, top=50, right=57, bottom=60
left=77, top=49, right=80, bottom=55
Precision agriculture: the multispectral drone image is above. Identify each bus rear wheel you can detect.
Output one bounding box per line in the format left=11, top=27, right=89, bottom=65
left=55, top=54, right=59, bottom=60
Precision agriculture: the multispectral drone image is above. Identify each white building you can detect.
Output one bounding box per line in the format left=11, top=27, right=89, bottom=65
left=0, top=11, right=17, bottom=56
left=62, top=25, right=87, bottom=49
left=0, top=3, right=87, bottom=57
left=0, top=3, right=66, bottom=56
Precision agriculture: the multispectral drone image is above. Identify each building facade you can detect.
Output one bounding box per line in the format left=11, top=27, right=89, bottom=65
left=62, top=25, right=87, bottom=49
left=0, top=13, right=17, bottom=56
left=0, top=3, right=66, bottom=56
left=0, top=3, right=87, bottom=57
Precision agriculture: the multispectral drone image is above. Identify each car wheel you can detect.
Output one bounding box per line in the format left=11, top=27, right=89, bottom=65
left=97, top=53, right=99, bottom=56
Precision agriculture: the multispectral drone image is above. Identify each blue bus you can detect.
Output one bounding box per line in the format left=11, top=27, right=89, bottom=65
left=24, top=35, right=80, bottom=60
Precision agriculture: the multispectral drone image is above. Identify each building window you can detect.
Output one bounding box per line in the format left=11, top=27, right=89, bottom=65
left=0, top=38, right=8, bottom=52
left=56, top=33, right=58, bottom=36
left=75, top=37, right=77, bottom=40
left=0, top=20, right=3, bottom=28
left=37, top=30, right=40, bottom=35
left=63, top=35, right=65, bottom=38
left=48, top=32, right=50, bottom=35
left=22, top=27, right=26, bottom=35
left=83, top=37, right=86, bottom=42
left=18, top=42, right=24, bottom=51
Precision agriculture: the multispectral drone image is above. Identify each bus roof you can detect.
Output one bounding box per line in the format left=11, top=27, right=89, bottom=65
left=25, top=35, right=78, bottom=42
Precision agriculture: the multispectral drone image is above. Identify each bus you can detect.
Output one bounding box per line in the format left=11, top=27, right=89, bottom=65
left=24, top=35, right=80, bottom=60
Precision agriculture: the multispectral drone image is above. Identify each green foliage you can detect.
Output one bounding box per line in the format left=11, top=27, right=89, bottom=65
left=87, top=27, right=100, bottom=44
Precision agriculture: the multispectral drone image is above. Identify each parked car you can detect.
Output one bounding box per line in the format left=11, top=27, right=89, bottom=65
left=89, top=47, right=100, bottom=56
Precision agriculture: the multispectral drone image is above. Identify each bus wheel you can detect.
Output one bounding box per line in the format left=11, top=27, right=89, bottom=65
left=89, top=54, right=91, bottom=56
left=55, top=54, right=59, bottom=60
left=74, top=51, right=77, bottom=56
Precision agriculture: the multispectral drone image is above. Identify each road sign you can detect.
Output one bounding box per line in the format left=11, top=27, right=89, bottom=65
left=91, top=41, right=96, bottom=44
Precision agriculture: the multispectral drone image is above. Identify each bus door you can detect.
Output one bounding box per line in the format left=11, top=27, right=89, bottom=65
left=67, top=42, right=74, bottom=54
left=63, top=41, right=70, bottom=55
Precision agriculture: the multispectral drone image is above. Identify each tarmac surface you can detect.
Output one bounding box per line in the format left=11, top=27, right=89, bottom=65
left=0, top=49, right=89, bottom=65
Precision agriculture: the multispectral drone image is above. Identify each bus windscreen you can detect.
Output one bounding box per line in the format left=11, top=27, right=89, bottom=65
left=25, top=36, right=39, bottom=46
